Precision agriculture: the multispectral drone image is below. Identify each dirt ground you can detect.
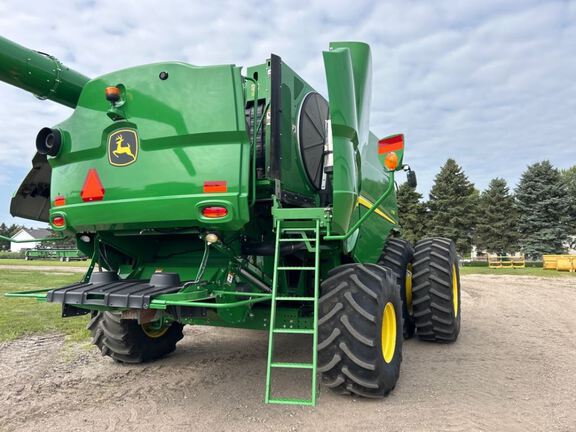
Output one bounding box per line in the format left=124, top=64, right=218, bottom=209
left=1, top=274, right=575, bottom=432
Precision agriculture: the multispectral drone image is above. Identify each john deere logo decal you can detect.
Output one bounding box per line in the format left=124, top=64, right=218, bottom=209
left=108, top=129, right=138, bottom=166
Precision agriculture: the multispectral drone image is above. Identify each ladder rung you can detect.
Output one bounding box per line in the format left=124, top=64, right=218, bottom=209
left=273, top=328, right=314, bottom=334
left=271, top=362, right=314, bottom=369
left=267, top=398, right=315, bottom=406
left=278, top=238, right=317, bottom=242
left=275, top=296, right=315, bottom=301
left=281, top=228, right=318, bottom=232
left=277, top=266, right=316, bottom=271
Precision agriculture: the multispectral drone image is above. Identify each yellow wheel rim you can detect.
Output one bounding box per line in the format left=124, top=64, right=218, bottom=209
left=141, top=322, right=170, bottom=339
left=405, top=264, right=413, bottom=314
left=452, top=263, right=459, bottom=317
left=381, top=302, right=397, bottom=363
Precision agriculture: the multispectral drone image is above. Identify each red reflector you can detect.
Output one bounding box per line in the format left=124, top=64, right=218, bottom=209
left=201, top=206, right=228, bottom=218
left=378, top=134, right=404, bottom=154
left=203, top=181, right=227, bottom=193
left=81, top=169, right=105, bottom=202
left=54, top=196, right=66, bottom=207
left=52, top=216, right=65, bottom=227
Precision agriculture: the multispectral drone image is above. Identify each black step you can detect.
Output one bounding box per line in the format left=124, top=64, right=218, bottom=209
left=46, top=272, right=182, bottom=309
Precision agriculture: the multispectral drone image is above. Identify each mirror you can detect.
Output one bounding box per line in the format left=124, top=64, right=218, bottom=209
left=407, top=169, right=417, bottom=188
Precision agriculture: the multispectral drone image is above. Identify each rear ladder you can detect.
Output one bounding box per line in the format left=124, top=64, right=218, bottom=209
left=264, top=213, right=323, bottom=406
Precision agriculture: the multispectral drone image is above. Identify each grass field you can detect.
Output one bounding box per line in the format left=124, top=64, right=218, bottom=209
left=0, top=258, right=88, bottom=267
left=459, top=266, right=576, bottom=277
left=0, top=269, right=89, bottom=342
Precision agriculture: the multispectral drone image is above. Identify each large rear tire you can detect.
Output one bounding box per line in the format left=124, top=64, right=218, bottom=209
left=378, top=238, right=415, bottom=339
left=88, top=312, right=184, bottom=363
left=318, top=263, right=403, bottom=398
left=412, top=238, right=461, bottom=342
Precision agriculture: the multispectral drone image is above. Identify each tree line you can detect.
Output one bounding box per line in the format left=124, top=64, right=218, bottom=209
left=0, top=223, right=23, bottom=250
left=0, top=224, right=77, bottom=250
left=397, top=159, right=576, bottom=259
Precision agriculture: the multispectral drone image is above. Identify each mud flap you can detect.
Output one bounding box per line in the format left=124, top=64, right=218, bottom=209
left=10, top=152, right=51, bottom=222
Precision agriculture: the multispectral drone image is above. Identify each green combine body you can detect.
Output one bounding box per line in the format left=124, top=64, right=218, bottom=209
left=1, top=35, right=462, bottom=405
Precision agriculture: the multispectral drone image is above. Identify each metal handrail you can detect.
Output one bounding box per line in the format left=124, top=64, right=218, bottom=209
left=324, top=171, right=396, bottom=241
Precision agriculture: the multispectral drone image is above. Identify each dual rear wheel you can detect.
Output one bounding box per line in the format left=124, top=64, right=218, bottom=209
left=318, top=237, right=461, bottom=398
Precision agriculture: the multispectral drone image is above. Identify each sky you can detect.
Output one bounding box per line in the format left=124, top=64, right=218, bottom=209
left=0, top=0, right=575, bottom=227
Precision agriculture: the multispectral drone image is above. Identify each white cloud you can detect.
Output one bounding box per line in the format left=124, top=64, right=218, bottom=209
left=0, top=0, right=575, bottom=226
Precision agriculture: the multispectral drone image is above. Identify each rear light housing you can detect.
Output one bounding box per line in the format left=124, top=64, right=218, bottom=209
left=201, top=206, right=228, bottom=218
left=51, top=214, right=66, bottom=229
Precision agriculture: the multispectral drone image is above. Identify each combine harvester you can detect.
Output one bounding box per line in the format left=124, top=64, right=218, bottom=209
left=0, top=35, right=461, bottom=405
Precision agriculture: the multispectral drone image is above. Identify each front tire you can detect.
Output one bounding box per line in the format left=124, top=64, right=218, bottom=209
left=88, top=312, right=184, bottom=363
left=412, top=238, right=461, bottom=342
left=318, top=263, right=403, bottom=398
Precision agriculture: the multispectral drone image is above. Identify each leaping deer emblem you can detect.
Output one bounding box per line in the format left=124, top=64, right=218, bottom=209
left=112, top=134, right=135, bottom=160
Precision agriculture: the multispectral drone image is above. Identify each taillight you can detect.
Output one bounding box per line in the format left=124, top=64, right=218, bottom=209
left=201, top=206, right=228, bottom=218
left=52, top=215, right=65, bottom=228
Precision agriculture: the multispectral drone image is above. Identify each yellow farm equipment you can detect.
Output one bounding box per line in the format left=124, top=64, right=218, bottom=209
left=543, top=255, right=576, bottom=272
left=488, top=255, right=526, bottom=269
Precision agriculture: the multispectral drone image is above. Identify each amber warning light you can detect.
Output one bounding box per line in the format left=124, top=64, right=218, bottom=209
left=105, top=86, right=121, bottom=103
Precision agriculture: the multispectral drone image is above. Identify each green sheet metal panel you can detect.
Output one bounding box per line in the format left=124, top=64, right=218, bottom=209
left=48, top=63, right=250, bottom=231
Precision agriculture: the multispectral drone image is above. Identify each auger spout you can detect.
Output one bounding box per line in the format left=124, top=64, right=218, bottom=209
left=0, top=36, right=89, bottom=108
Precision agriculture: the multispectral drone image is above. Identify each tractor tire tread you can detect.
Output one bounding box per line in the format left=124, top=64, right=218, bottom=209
left=89, top=311, right=184, bottom=363
left=318, top=263, right=403, bottom=398
left=412, top=238, right=461, bottom=343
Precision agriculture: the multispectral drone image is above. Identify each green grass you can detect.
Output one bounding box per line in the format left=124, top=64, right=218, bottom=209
left=0, top=269, right=90, bottom=342
left=0, top=258, right=88, bottom=267
left=459, top=266, right=576, bottom=277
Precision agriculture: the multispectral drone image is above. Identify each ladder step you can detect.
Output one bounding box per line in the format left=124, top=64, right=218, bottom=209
left=273, top=328, right=314, bottom=334
left=281, top=228, right=318, bottom=232
left=267, top=398, right=315, bottom=406
left=271, top=362, right=314, bottom=369
left=275, top=296, right=315, bottom=301
left=278, top=238, right=316, bottom=242
left=277, top=266, right=316, bottom=271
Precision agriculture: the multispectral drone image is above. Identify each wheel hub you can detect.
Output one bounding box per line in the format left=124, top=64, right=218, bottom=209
left=381, top=302, right=397, bottom=363
left=452, top=263, right=459, bottom=317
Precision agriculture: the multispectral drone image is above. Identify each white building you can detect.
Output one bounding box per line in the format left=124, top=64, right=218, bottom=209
left=10, top=228, right=52, bottom=252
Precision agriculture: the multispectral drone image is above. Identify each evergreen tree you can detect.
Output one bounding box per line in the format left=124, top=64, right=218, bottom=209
left=475, top=178, right=518, bottom=254
left=0, top=223, right=9, bottom=250
left=8, top=224, right=21, bottom=236
left=561, top=166, right=576, bottom=250
left=396, top=182, right=428, bottom=245
left=515, top=161, right=570, bottom=259
left=427, top=159, right=478, bottom=256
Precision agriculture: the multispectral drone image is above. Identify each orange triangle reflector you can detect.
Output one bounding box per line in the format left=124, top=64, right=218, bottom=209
left=81, top=169, right=105, bottom=202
